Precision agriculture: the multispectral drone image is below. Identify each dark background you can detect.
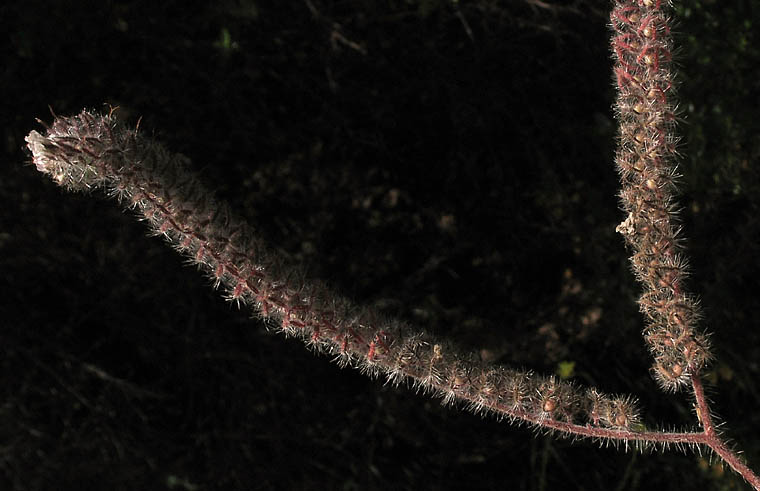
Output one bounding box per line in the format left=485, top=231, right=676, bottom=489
left=2, top=0, right=759, bottom=489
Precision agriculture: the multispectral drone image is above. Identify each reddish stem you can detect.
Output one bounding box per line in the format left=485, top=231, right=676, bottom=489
left=26, top=110, right=760, bottom=489
left=692, top=374, right=760, bottom=489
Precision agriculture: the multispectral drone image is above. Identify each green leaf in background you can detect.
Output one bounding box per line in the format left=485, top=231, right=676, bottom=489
left=557, top=360, right=575, bottom=380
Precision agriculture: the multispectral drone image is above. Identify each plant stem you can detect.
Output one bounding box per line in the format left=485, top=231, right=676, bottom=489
left=18, top=111, right=691, bottom=446
left=23, top=112, right=759, bottom=487
left=691, top=374, right=760, bottom=488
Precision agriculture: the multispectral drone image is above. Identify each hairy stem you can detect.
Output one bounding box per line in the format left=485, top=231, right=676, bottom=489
left=22, top=110, right=760, bottom=488
left=611, top=0, right=710, bottom=391
left=24, top=109, right=660, bottom=444
left=691, top=374, right=760, bottom=487
left=610, top=0, right=759, bottom=486
left=18, top=3, right=758, bottom=485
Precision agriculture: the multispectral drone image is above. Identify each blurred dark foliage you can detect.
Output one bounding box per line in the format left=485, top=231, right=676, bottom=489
left=1, top=0, right=759, bottom=489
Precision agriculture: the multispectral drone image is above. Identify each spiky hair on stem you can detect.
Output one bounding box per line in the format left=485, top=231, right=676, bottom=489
left=610, top=0, right=711, bottom=390
left=26, top=108, right=645, bottom=438
left=20, top=0, right=760, bottom=482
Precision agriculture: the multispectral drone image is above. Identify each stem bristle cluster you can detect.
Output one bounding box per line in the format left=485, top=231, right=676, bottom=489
left=610, top=0, right=711, bottom=391
left=26, top=109, right=642, bottom=439
left=20, top=2, right=760, bottom=484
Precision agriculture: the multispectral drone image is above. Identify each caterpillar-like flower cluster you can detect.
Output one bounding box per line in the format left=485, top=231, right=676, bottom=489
left=26, top=109, right=642, bottom=434
left=610, top=0, right=711, bottom=390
